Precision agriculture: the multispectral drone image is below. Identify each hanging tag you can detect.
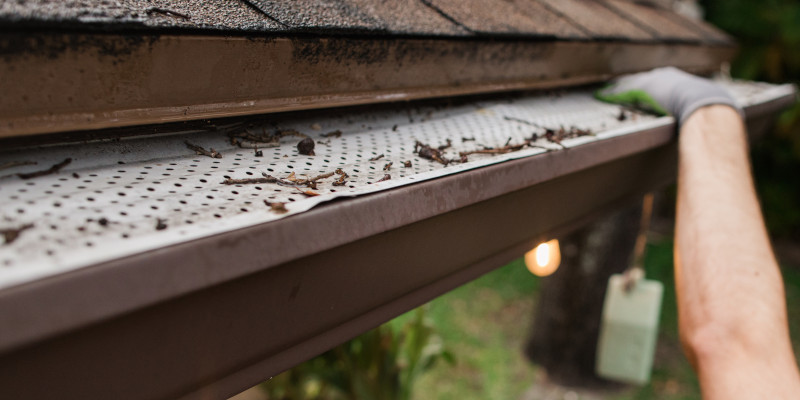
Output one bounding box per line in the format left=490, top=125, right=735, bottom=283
left=595, top=274, right=663, bottom=385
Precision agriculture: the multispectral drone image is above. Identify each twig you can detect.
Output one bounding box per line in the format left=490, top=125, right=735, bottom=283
left=291, top=171, right=335, bottom=189
left=503, top=115, right=545, bottom=128
left=543, top=129, right=568, bottom=149
left=17, top=158, right=71, bottom=179
left=383, top=162, right=393, bottom=171
left=185, top=141, right=222, bottom=158
left=376, top=174, right=391, bottom=183
left=222, top=176, right=278, bottom=185
left=369, top=154, right=385, bottom=161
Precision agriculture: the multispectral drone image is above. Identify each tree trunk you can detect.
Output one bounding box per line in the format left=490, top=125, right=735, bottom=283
left=525, top=202, right=643, bottom=387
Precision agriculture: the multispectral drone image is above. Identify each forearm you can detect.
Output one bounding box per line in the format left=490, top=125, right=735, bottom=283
left=676, top=105, right=800, bottom=397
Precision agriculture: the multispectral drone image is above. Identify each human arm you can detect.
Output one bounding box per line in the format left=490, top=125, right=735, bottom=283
left=600, top=68, right=800, bottom=398
left=676, top=105, right=800, bottom=399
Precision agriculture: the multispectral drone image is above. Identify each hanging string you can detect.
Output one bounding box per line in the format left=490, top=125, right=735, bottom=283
left=623, top=192, right=654, bottom=293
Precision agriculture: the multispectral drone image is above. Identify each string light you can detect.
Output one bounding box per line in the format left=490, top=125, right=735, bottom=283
left=525, top=239, right=561, bottom=277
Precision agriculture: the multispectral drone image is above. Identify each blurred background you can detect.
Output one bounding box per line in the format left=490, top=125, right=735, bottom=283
left=235, top=1, right=800, bottom=398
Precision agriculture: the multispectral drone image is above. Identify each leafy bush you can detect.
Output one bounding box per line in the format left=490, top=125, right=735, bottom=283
left=261, top=306, right=454, bottom=400
left=704, top=0, right=800, bottom=238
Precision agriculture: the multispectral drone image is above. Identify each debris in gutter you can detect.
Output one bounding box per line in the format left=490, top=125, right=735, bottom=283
left=617, top=109, right=628, bottom=121
left=254, top=149, right=263, bottom=157
left=278, top=129, right=308, bottom=139
left=1, top=223, right=33, bottom=245
left=333, top=169, right=349, bottom=186
left=296, top=188, right=320, bottom=197
left=392, top=125, right=398, bottom=132
left=438, top=139, right=453, bottom=151
left=458, top=141, right=540, bottom=158
left=155, top=218, right=168, bottom=231
left=228, top=133, right=277, bottom=149
left=72, top=172, right=80, bottom=178
left=288, top=172, right=335, bottom=189
left=502, top=116, right=594, bottom=149
left=369, top=154, right=384, bottom=161
left=377, top=174, right=391, bottom=183
left=226, top=126, right=289, bottom=149
left=262, top=173, right=306, bottom=187
left=321, top=130, right=342, bottom=138
left=311, top=123, right=322, bottom=131
left=264, top=201, right=288, bottom=214
left=16, top=158, right=71, bottom=179
left=383, top=162, right=393, bottom=171
left=222, top=176, right=277, bottom=185
left=462, top=137, right=475, bottom=142
left=297, top=137, right=316, bottom=156
left=98, top=218, right=109, bottom=227
left=414, top=141, right=449, bottom=165
left=0, top=160, right=36, bottom=172
left=403, top=161, right=412, bottom=168
left=185, top=141, right=222, bottom=159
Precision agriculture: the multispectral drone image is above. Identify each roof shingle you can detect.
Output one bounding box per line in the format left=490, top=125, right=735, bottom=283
left=421, top=0, right=588, bottom=38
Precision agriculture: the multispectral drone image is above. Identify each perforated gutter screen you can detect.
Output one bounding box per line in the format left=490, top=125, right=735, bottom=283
left=0, top=78, right=794, bottom=400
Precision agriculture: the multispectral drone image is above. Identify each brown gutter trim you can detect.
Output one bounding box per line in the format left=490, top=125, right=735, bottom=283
left=177, top=190, right=671, bottom=400
left=0, top=91, right=793, bottom=356
left=0, top=120, right=674, bottom=354
left=0, top=33, right=735, bottom=139
left=0, top=94, right=793, bottom=399
left=0, top=141, right=680, bottom=400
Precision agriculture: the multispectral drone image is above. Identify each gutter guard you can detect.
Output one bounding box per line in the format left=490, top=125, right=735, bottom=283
left=0, top=80, right=794, bottom=400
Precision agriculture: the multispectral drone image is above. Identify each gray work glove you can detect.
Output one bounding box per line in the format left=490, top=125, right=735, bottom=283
left=596, top=67, right=743, bottom=126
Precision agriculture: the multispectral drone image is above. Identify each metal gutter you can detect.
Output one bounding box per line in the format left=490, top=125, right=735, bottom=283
left=0, top=33, right=735, bottom=138
left=0, top=82, right=794, bottom=400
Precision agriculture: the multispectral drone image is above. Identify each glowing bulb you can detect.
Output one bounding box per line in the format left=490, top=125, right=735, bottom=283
left=536, top=242, right=550, bottom=267
left=525, top=239, right=561, bottom=277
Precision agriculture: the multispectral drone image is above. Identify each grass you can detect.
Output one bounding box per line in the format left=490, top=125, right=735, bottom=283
left=250, top=236, right=800, bottom=400
left=407, top=239, right=697, bottom=400
left=397, top=258, right=541, bottom=400
left=407, top=237, right=800, bottom=400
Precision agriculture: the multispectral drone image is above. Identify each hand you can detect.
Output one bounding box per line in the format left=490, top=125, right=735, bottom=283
left=596, top=67, right=743, bottom=126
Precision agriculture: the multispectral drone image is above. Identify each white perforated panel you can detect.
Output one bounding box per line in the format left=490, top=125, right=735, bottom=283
left=0, top=80, right=793, bottom=290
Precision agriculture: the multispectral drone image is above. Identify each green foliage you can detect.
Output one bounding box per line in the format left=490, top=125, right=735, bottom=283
left=260, top=306, right=453, bottom=400
left=703, top=0, right=800, bottom=238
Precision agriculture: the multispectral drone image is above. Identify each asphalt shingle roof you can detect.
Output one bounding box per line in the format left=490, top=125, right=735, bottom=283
left=0, top=0, right=731, bottom=44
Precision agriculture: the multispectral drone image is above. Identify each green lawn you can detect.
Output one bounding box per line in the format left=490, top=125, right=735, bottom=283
left=408, top=238, right=800, bottom=400
left=409, top=239, right=698, bottom=400
left=255, top=237, right=800, bottom=399
left=400, top=258, right=540, bottom=400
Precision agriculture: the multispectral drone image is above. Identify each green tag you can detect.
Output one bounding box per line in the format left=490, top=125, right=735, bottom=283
left=595, top=274, right=663, bottom=385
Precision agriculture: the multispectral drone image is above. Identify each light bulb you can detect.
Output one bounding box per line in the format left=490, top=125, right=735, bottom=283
left=525, top=239, right=561, bottom=277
